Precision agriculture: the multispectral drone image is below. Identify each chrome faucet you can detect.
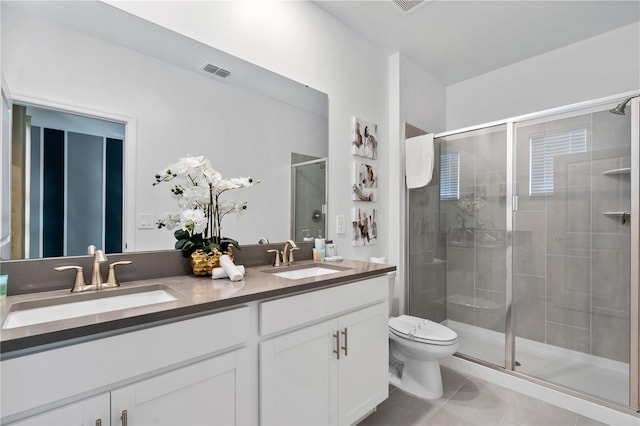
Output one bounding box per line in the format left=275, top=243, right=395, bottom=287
left=55, top=245, right=132, bottom=292
left=282, top=240, right=299, bottom=266
left=88, top=245, right=107, bottom=286
left=266, top=240, right=299, bottom=267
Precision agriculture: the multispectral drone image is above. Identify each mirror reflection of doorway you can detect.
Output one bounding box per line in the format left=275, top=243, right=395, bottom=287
left=291, top=155, right=327, bottom=241
left=11, top=105, right=125, bottom=258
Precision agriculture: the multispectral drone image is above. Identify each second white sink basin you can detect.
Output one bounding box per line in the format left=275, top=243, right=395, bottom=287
left=271, top=266, right=342, bottom=280
left=2, top=288, right=177, bottom=329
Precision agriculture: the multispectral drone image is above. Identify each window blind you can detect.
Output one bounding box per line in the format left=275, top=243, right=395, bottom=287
left=440, top=152, right=460, bottom=200
left=529, top=129, right=587, bottom=196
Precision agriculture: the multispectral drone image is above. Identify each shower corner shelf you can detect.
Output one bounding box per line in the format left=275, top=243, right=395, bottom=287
left=602, top=210, right=630, bottom=224
left=602, top=167, right=631, bottom=176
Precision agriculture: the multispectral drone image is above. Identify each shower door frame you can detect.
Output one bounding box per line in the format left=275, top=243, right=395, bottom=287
left=424, top=91, right=640, bottom=414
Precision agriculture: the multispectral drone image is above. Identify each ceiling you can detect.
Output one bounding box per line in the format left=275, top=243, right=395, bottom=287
left=313, top=0, right=640, bottom=85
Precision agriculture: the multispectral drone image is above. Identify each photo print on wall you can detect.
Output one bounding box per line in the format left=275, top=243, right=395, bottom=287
left=352, top=116, right=378, bottom=159
left=352, top=206, right=378, bottom=246
left=352, top=162, right=377, bottom=202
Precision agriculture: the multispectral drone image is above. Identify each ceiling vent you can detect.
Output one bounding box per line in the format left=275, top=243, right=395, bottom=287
left=392, top=0, right=426, bottom=14
left=202, top=63, right=231, bottom=78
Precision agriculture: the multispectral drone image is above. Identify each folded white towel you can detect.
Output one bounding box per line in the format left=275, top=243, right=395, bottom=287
left=219, top=255, right=244, bottom=282
left=212, top=265, right=246, bottom=279
left=405, top=133, right=434, bottom=189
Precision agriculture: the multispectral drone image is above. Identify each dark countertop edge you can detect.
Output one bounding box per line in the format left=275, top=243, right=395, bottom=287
left=0, top=264, right=396, bottom=357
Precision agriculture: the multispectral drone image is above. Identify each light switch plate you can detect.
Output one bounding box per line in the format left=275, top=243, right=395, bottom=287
left=336, top=214, right=345, bottom=234
left=137, top=213, right=155, bottom=230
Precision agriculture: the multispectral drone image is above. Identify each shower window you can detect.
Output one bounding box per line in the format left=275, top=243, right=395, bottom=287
left=440, top=152, right=460, bottom=200
left=529, top=128, right=587, bottom=195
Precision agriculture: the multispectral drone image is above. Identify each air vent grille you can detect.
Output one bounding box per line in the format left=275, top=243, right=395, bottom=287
left=392, top=0, right=425, bottom=13
left=202, top=63, right=231, bottom=78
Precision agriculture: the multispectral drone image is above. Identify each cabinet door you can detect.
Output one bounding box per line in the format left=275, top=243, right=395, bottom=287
left=6, top=393, right=110, bottom=426
left=111, top=348, right=249, bottom=426
left=260, top=319, right=339, bottom=426
left=337, top=302, right=389, bottom=426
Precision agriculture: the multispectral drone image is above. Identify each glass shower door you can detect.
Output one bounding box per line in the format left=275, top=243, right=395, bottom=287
left=512, top=104, right=633, bottom=406
left=408, top=125, right=508, bottom=367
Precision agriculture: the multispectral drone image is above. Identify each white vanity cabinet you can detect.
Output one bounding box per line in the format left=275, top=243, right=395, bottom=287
left=2, top=271, right=393, bottom=426
left=260, top=276, right=389, bottom=426
left=2, top=306, right=250, bottom=426
left=7, top=349, right=248, bottom=426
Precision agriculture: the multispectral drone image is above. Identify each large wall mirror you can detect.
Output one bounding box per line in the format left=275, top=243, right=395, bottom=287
left=1, top=0, right=328, bottom=259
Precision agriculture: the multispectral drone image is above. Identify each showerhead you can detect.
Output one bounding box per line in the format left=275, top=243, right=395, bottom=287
left=609, top=97, right=633, bottom=115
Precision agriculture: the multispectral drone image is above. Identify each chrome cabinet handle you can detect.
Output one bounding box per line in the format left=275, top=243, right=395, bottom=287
left=341, top=328, right=348, bottom=356
left=95, top=419, right=102, bottom=426
left=121, top=410, right=128, bottom=426
left=333, top=331, right=340, bottom=359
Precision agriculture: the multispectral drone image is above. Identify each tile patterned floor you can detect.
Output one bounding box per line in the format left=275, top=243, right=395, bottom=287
left=358, top=367, right=609, bottom=426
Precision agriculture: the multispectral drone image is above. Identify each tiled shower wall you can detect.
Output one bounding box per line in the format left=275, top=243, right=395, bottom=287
left=514, top=111, right=631, bottom=363
left=407, top=109, right=631, bottom=364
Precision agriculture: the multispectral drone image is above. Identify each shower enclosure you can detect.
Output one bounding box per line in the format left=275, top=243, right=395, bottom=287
left=291, top=156, right=327, bottom=241
left=406, top=93, right=639, bottom=413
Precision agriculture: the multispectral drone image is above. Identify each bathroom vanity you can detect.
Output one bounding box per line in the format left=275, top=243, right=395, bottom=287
left=0, top=259, right=395, bottom=425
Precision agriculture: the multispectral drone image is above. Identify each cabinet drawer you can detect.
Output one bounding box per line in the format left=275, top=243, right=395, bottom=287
left=260, top=275, right=388, bottom=336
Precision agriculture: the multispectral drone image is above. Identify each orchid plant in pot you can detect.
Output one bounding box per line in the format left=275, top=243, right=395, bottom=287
left=153, top=155, right=258, bottom=275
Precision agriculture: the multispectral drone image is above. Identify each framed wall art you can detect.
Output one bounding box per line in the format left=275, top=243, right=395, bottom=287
left=351, top=206, right=378, bottom=246
left=352, top=116, right=378, bottom=160
left=352, top=162, right=377, bottom=201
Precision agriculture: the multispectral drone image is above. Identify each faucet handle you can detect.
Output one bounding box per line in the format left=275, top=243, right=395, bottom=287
left=55, top=265, right=88, bottom=293
left=103, top=261, right=132, bottom=288
left=288, top=247, right=300, bottom=265
left=266, top=249, right=281, bottom=267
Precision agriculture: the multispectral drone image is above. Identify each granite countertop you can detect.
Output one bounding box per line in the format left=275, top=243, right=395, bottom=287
left=0, top=259, right=395, bottom=356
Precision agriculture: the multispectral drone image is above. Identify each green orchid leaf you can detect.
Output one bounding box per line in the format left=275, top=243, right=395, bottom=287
left=221, top=237, right=241, bottom=250
left=175, top=239, right=189, bottom=249
left=174, top=229, right=190, bottom=240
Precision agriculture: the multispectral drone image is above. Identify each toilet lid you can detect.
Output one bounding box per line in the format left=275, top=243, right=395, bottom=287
left=389, top=315, right=458, bottom=345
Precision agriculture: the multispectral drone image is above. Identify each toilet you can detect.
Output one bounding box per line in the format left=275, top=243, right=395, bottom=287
left=386, top=274, right=459, bottom=399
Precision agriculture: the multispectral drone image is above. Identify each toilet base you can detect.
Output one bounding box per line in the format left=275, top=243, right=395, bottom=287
left=388, top=358, right=444, bottom=400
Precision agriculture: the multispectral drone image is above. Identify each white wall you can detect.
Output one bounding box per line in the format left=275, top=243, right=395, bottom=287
left=399, top=55, right=447, bottom=136
left=1, top=5, right=328, bottom=253
left=388, top=52, right=446, bottom=314
left=447, top=22, right=640, bottom=129
left=105, top=1, right=390, bottom=261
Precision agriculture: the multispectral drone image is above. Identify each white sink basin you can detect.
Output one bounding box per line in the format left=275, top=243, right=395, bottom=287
left=271, top=266, right=342, bottom=280
left=2, top=288, right=177, bottom=329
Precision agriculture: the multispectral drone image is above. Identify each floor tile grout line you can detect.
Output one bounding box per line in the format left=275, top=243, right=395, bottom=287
left=421, top=381, right=468, bottom=424
left=498, top=404, right=513, bottom=425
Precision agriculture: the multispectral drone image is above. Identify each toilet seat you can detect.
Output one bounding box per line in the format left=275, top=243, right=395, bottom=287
left=389, top=315, right=457, bottom=346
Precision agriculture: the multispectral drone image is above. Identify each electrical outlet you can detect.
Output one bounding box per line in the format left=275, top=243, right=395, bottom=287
left=336, top=214, right=346, bottom=234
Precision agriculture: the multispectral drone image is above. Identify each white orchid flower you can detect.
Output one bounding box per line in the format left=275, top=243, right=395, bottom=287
left=180, top=208, right=207, bottom=234
left=156, top=212, right=181, bottom=230
left=154, top=155, right=259, bottom=253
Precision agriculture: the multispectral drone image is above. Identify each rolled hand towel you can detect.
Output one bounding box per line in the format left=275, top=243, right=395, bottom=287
left=219, top=255, right=244, bottom=282
left=212, top=265, right=246, bottom=279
